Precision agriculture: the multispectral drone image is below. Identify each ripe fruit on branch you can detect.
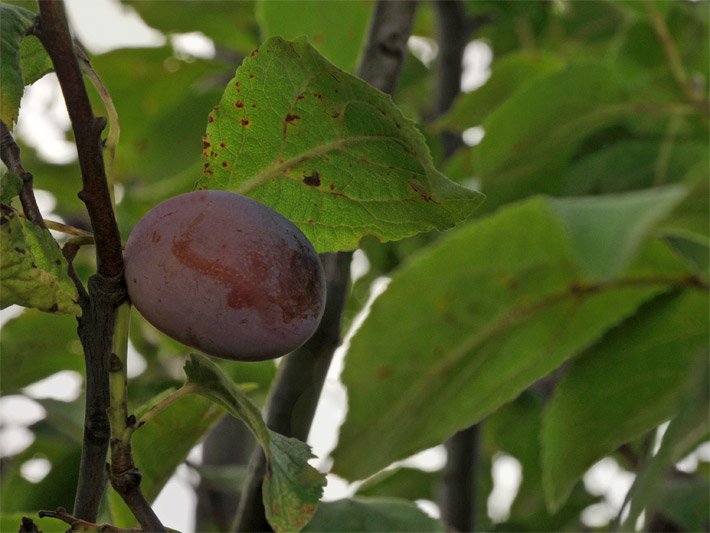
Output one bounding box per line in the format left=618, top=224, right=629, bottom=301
left=124, top=190, right=326, bottom=361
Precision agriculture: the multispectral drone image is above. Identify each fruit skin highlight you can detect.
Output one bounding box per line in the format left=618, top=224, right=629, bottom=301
left=124, top=190, right=326, bottom=361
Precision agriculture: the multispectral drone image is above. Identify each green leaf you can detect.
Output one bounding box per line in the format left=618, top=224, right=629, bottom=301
left=356, top=467, right=439, bottom=502
left=0, top=3, right=35, bottom=126
left=1, top=169, right=22, bottom=202
left=108, top=392, right=224, bottom=528
left=19, top=34, right=53, bottom=86
left=619, top=355, right=709, bottom=531
left=0, top=309, right=84, bottom=395
left=449, top=62, right=628, bottom=212
left=436, top=51, right=564, bottom=133
left=302, top=497, right=445, bottom=532
left=256, top=0, right=372, bottom=73
left=661, top=231, right=710, bottom=276
left=548, top=185, right=688, bottom=281
left=184, top=353, right=325, bottom=532
left=331, top=197, right=677, bottom=481
left=541, top=290, right=709, bottom=512
left=199, top=36, right=483, bottom=252
left=564, top=140, right=708, bottom=196
left=123, top=0, right=259, bottom=53
left=0, top=207, right=81, bottom=316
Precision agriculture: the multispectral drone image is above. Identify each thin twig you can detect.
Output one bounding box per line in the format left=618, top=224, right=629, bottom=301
left=233, top=3, right=417, bottom=531
left=0, top=120, right=46, bottom=228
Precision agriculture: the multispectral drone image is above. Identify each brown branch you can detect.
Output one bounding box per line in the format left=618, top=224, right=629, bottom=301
left=233, top=3, right=417, bottom=531
left=35, top=0, right=127, bottom=523
left=0, top=121, right=46, bottom=228
left=36, top=0, right=123, bottom=278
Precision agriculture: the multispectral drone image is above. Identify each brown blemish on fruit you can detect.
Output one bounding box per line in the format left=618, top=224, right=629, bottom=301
left=151, top=231, right=161, bottom=243
left=171, top=214, right=321, bottom=325
left=303, top=171, right=321, bottom=187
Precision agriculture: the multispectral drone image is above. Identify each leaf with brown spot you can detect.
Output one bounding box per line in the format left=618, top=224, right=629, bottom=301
left=199, top=37, right=483, bottom=253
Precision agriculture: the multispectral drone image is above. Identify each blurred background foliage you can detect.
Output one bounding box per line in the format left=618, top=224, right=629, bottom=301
left=1, top=0, right=707, bottom=531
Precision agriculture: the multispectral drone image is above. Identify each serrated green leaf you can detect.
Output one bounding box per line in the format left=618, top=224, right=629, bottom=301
left=542, top=291, right=709, bottom=512
left=0, top=207, right=81, bottom=316
left=184, top=353, right=325, bottom=532
left=256, top=0, right=372, bottom=73
left=302, top=497, right=445, bottom=532
left=199, top=36, right=482, bottom=252
left=332, top=197, right=681, bottom=481
left=0, top=3, right=35, bottom=126
left=0, top=309, right=84, bottom=394
left=108, top=392, right=224, bottom=528
left=548, top=185, right=688, bottom=281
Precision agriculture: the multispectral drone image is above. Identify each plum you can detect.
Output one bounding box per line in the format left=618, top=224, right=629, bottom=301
left=123, top=190, right=326, bottom=361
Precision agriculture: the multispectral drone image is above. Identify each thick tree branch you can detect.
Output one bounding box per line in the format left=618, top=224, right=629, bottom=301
left=233, top=3, right=417, bottom=531
left=36, top=1, right=127, bottom=522
left=0, top=121, right=45, bottom=228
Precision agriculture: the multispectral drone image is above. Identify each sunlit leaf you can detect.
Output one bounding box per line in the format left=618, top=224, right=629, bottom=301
left=0, top=207, right=81, bottom=316
left=199, top=36, right=482, bottom=252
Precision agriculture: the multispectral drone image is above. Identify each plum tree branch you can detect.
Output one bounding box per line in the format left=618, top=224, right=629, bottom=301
left=36, top=0, right=127, bottom=522
left=0, top=120, right=46, bottom=228
left=233, top=2, right=417, bottom=531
